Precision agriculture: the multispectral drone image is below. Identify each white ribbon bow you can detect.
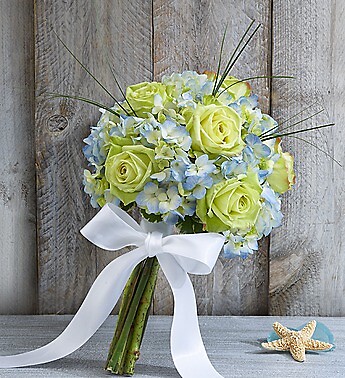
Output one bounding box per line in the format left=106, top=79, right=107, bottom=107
left=0, top=204, right=225, bottom=378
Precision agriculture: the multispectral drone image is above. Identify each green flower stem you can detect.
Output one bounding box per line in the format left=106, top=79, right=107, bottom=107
left=106, top=262, right=143, bottom=367
left=106, top=257, right=159, bottom=375
left=123, top=258, right=160, bottom=374
left=106, top=260, right=151, bottom=374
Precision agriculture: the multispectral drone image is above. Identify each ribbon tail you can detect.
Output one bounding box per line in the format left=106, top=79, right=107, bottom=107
left=158, top=254, right=223, bottom=378
left=0, top=247, right=147, bottom=368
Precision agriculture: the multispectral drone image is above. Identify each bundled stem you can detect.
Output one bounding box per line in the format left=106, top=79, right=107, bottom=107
left=123, top=259, right=160, bottom=373
left=106, top=257, right=159, bottom=375
left=106, top=263, right=143, bottom=366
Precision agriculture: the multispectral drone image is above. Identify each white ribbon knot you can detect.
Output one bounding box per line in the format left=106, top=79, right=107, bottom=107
left=145, top=231, right=163, bottom=257
left=0, top=204, right=225, bottom=378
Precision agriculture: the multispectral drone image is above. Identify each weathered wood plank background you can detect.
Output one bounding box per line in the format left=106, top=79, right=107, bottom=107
left=152, top=0, right=271, bottom=316
left=269, top=0, right=345, bottom=316
left=0, top=0, right=343, bottom=316
left=0, top=0, right=36, bottom=314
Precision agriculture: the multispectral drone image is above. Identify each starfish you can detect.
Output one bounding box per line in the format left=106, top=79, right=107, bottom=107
left=262, top=320, right=333, bottom=362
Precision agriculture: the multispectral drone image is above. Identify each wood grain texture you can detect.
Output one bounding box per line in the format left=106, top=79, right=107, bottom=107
left=0, top=0, right=37, bottom=314
left=35, top=0, right=152, bottom=314
left=152, top=0, right=271, bottom=315
left=27, top=0, right=345, bottom=316
left=269, top=0, right=345, bottom=315
left=1, top=315, right=344, bottom=377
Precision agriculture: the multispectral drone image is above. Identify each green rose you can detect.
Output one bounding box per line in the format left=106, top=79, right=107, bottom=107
left=196, top=172, right=262, bottom=232
left=105, top=143, right=157, bottom=205
left=185, top=103, right=245, bottom=157
left=126, top=81, right=168, bottom=117
left=265, top=139, right=295, bottom=194
left=204, top=72, right=250, bottom=100
left=220, top=76, right=251, bottom=100
left=267, top=152, right=295, bottom=194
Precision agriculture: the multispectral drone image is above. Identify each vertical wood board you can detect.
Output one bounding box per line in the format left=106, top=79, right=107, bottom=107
left=269, top=0, right=345, bottom=316
left=0, top=0, right=37, bottom=314
left=35, top=0, right=152, bottom=314
left=152, top=0, right=271, bottom=315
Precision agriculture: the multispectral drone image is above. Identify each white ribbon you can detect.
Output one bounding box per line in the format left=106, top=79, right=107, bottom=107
left=0, top=204, right=225, bottom=378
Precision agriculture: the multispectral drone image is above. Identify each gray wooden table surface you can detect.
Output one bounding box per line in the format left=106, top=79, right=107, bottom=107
left=0, top=316, right=343, bottom=377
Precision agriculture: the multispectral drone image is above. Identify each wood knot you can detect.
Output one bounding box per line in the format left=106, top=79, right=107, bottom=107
left=47, top=115, right=69, bottom=133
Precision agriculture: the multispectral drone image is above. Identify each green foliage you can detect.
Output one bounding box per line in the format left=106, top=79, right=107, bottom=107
left=121, top=202, right=135, bottom=212
left=140, top=210, right=163, bottom=223
left=177, top=216, right=204, bottom=234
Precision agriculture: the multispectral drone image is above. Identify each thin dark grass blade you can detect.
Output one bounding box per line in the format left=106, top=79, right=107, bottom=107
left=107, top=59, right=138, bottom=117
left=214, top=19, right=255, bottom=94
left=260, top=109, right=324, bottom=138
left=261, top=123, right=335, bottom=141
left=277, top=101, right=320, bottom=127
left=53, top=31, right=129, bottom=116
left=212, top=25, right=228, bottom=96
left=48, top=92, right=120, bottom=117
left=288, top=135, right=342, bottom=167
left=216, top=75, right=294, bottom=97
left=217, top=23, right=261, bottom=89
left=215, top=22, right=261, bottom=94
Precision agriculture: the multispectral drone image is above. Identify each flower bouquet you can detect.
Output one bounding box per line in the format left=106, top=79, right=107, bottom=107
left=80, top=24, right=299, bottom=375
left=0, top=20, right=335, bottom=378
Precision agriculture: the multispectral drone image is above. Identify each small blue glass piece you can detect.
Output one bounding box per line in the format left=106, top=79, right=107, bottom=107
left=267, top=322, right=335, bottom=351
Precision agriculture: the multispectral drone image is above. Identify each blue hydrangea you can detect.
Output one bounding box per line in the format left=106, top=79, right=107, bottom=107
left=161, top=196, right=196, bottom=224
left=221, top=158, right=248, bottom=179
left=136, top=182, right=162, bottom=214
left=103, top=190, right=120, bottom=207
left=138, top=120, right=162, bottom=145
left=151, top=168, right=171, bottom=182
left=137, top=183, right=183, bottom=225
left=157, top=185, right=182, bottom=213
left=83, top=170, right=105, bottom=208
left=223, top=232, right=259, bottom=259
left=245, top=134, right=271, bottom=158
left=179, top=197, right=196, bottom=217
left=255, top=185, right=283, bottom=237
left=241, top=143, right=274, bottom=184
left=255, top=114, right=278, bottom=135
left=161, top=71, right=213, bottom=108
left=228, top=95, right=277, bottom=136
left=152, top=93, right=165, bottom=114
left=257, top=169, right=270, bottom=182
left=229, top=94, right=258, bottom=116
left=183, top=175, right=213, bottom=199
left=154, top=143, right=175, bottom=161
left=171, top=156, right=190, bottom=181
left=181, top=155, right=216, bottom=199
left=162, top=212, right=180, bottom=225
left=185, top=154, right=216, bottom=178
left=160, top=119, right=192, bottom=151
left=110, top=115, right=142, bottom=138
left=242, top=145, right=258, bottom=167
left=83, top=126, right=108, bottom=166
